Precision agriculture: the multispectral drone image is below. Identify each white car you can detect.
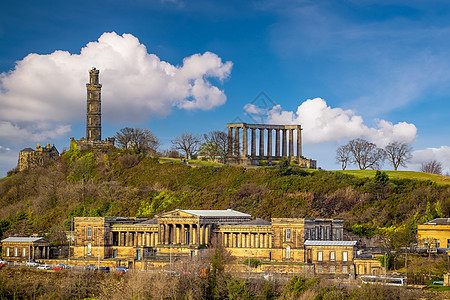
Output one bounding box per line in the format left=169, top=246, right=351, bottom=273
left=37, top=264, right=52, bottom=270
left=25, top=260, right=40, bottom=267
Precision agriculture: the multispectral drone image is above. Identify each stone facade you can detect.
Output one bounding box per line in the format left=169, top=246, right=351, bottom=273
left=226, top=123, right=316, bottom=168
left=71, top=68, right=115, bottom=149
left=17, top=143, right=59, bottom=171
left=417, top=218, right=450, bottom=249
left=70, top=209, right=382, bottom=276
left=1, top=237, right=50, bottom=262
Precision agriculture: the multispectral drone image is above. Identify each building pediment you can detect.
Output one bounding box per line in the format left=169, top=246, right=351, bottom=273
left=157, top=209, right=200, bottom=219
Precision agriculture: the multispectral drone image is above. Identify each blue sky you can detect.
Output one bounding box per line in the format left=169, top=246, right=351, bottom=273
left=1, top=0, right=449, bottom=176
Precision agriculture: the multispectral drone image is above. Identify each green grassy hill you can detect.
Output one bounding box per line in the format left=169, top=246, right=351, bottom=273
left=338, top=169, right=450, bottom=185
left=0, top=149, right=448, bottom=248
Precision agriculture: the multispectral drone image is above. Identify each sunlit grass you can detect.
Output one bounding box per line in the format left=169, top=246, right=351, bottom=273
left=335, top=169, right=450, bottom=185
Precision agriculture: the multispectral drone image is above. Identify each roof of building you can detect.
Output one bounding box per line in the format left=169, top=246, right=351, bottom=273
left=304, top=240, right=357, bottom=246
left=20, top=147, right=35, bottom=153
left=175, top=209, right=252, bottom=218
left=243, top=218, right=272, bottom=226
left=1, top=237, right=45, bottom=243
left=138, top=218, right=158, bottom=225
left=424, top=218, right=450, bottom=225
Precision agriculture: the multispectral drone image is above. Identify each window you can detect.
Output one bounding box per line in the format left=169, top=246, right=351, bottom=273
left=14, top=248, right=18, bottom=256
left=330, top=265, right=335, bottom=273
left=423, top=238, right=428, bottom=246
left=286, top=229, right=291, bottom=240
left=286, top=246, right=291, bottom=259
left=435, top=239, right=440, bottom=248
left=447, top=239, right=450, bottom=248
left=330, top=251, right=335, bottom=261
left=87, top=244, right=92, bottom=256
left=22, top=248, right=26, bottom=257
left=137, top=250, right=141, bottom=261
left=317, top=265, right=322, bottom=273
left=343, top=251, right=348, bottom=262
left=342, top=266, right=348, bottom=274
left=318, top=251, right=323, bottom=261
left=87, top=227, right=92, bottom=238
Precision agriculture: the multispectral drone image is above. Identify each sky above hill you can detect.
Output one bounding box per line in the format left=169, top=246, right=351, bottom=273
left=0, top=0, right=449, bottom=176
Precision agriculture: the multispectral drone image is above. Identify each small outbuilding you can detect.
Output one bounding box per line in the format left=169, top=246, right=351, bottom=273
left=1, top=237, right=50, bottom=262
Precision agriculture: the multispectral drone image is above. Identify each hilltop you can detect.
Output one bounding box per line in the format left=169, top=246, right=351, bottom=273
left=0, top=148, right=448, bottom=248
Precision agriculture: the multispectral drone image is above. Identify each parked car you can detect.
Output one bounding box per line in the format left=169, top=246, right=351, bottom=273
left=85, top=264, right=97, bottom=271
left=0, top=259, right=7, bottom=267
left=53, top=263, right=70, bottom=270
left=98, top=266, right=110, bottom=273
left=113, top=266, right=128, bottom=274
left=25, top=260, right=40, bottom=267
left=37, top=264, right=52, bottom=270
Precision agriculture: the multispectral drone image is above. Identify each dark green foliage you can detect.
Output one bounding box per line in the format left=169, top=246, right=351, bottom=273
left=242, top=258, right=261, bottom=268
left=374, top=170, right=389, bottom=184
left=284, top=276, right=320, bottom=297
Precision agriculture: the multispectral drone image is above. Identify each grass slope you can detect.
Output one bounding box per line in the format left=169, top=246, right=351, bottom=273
left=338, top=170, right=450, bottom=185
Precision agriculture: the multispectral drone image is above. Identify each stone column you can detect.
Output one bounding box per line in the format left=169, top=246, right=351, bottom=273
left=165, top=224, right=170, bottom=245
left=259, top=128, right=264, bottom=157
left=275, top=130, right=280, bottom=156
left=228, top=127, right=233, bottom=157
left=118, top=231, right=122, bottom=246
left=199, top=225, right=204, bottom=245
left=289, top=129, right=294, bottom=157
left=282, top=129, right=287, bottom=156
left=297, top=126, right=302, bottom=158
left=205, top=225, right=210, bottom=245
left=242, top=126, right=248, bottom=156
left=251, top=129, right=256, bottom=156
left=246, top=234, right=250, bottom=248
left=234, top=127, right=240, bottom=156
left=193, top=225, right=197, bottom=244
left=269, top=234, right=272, bottom=248
left=267, top=129, right=272, bottom=157
left=237, top=233, right=241, bottom=248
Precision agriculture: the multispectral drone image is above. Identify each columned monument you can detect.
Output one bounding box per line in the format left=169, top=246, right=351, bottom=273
left=227, top=123, right=316, bottom=168
left=70, top=68, right=115, bottom=149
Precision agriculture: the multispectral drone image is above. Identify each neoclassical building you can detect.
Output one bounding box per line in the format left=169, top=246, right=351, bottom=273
left=226, top=123, right=316, bottom=168
left=71, top=209, right=382, bottom=276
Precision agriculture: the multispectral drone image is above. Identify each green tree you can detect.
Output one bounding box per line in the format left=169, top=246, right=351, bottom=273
left=374, top=170, right=389, bottom=185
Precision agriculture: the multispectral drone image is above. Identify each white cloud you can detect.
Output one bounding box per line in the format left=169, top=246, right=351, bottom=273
left=0, top=32, right=232, bottom=145
left=261, top=98, right=417, bottom=146
left=411, top=146, right=450, bottom=174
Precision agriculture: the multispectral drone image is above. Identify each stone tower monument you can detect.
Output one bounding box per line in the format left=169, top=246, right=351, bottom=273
left=86, top=67, right=102, bottom=141
left=69, top=68, right=114, bottom=149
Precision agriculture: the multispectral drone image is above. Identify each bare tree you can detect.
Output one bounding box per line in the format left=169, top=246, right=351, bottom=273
left=384, top=141, right=412, bottom=171
left=199, top=131, right=229, bottom=161
left=115, top=127, right=134, bottom=150
left=347, top=138, right=385, bottom=170
left=335, top=145, right=351, bottom=170
left=171, top=132, right=202, bottom=159
left=421, top=160, right=443, bottom=175
left=115, top=127, right=160, bottom=155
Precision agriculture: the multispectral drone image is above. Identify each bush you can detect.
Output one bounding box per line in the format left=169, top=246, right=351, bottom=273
left=242, top=258, right=261, bottom=268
